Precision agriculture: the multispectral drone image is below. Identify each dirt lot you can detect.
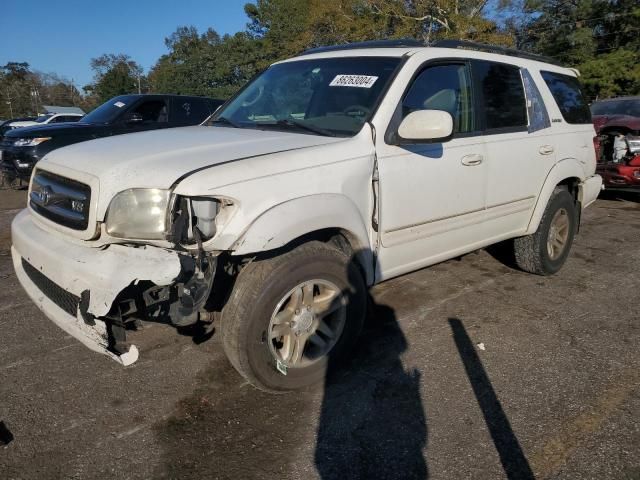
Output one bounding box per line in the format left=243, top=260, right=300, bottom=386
left=0, top=189, right=639, bottom=480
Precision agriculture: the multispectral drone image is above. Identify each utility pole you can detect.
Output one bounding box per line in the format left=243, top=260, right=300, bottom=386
left=5, top=89, right=13, bottom=117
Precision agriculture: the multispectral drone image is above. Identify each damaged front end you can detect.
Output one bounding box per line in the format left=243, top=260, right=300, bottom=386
left=11, top=194, right=225, bottom=366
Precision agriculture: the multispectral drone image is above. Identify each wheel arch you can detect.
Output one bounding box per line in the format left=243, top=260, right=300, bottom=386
left=526, top=159, right=584, bottom=235
left=231, top=194, right=375, bottom=285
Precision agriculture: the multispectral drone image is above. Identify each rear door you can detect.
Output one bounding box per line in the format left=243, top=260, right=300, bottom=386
left=473, top=60, right=554, bottom=235
left=113, top=97, right=171, bottom=134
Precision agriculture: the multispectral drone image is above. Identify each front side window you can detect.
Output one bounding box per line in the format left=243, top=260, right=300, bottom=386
left=213, top=57, right=402, bottom=137
left=81, top=95, right=139, bottom=124
left=402, top=63, right=475, bottom=134
left=474, top=60, right=528, bottom=131
left=541, top=71, right=591, bottom=124
left=132, top=100, right=168, bottom=123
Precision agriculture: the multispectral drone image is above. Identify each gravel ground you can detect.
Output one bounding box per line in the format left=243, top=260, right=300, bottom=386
left=0, top=189, right=638, bottom=480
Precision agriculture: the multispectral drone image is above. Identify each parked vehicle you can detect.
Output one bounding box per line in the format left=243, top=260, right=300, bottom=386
left=10, top=112, right=84, bottom=129
left=11, top=40, right=601, bottom=391
left=0, top=117, right=37, bottom=136
left=0, top=94, right=224, bottom=182
left=591, top=97, right=640, bottom=191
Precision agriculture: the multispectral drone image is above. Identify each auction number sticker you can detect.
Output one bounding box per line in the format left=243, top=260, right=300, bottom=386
left=329, top=75, right=378, bottom=88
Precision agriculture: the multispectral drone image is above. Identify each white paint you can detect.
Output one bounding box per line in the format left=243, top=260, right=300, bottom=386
left=397, top=110, right=453, bottom=140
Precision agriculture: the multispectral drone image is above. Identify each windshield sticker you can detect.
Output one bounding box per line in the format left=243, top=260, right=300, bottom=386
left=329, top=75, right=378, bottom=88
left=114, top=101, right=126, bottom=108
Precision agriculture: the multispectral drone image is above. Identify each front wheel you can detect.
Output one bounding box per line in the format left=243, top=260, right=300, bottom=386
left=221, top=241, right=366, bottom=392
left=513, top=188, right=578, bottom=275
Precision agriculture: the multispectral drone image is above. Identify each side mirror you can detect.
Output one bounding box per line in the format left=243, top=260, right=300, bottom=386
left=397, top=110, right=453, bottom=143
left=125, top=112, right=144, bottom=124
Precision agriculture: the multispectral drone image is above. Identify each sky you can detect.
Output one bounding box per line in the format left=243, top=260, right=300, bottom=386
left=0, top=0, right=250, bottom=89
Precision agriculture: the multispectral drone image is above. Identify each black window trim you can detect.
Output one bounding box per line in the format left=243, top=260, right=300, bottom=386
left=470, top=59, right=529, bottom=136
left=384, top=58, right=484, bottom=145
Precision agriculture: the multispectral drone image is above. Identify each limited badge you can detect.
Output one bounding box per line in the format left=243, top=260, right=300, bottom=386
left=329, top=74, right=378, bottom=88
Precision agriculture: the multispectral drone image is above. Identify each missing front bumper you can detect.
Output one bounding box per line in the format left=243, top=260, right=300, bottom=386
left=11, top=210, right=187, bottom=365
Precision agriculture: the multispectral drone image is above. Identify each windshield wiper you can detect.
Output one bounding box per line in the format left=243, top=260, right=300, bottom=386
left=270, top=119, right=337, bottom=137
left=210, top=116, right=240, bottom=128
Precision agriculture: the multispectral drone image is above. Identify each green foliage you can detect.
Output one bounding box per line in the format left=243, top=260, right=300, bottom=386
left=579, top=49, right=640, bottom=99
left=0, top=63, right=81, bottom=118
left=520, top=0, right=640, bottom=99
left=4, top=0, right=637, bottom=112
left=85, top=54, right=143, bottom=105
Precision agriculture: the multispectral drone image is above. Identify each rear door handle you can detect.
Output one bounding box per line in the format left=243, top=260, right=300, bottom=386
left=461, top=154, right=483, bottom=166
left=539, top=145, right=554, bottom=155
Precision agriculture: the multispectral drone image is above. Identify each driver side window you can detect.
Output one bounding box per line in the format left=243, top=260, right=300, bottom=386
left=132, top=100, right=169, bottom=123
left=403, top=63, right=475, bottom=134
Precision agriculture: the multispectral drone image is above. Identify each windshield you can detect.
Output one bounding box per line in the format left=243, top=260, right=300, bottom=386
left=35, top=114, right=54, bottom=123
left=591, top=99, right=640, bottom=117
left=211, top=57, right=402, bottom=137
left=80, top=95, right=137, bottom=124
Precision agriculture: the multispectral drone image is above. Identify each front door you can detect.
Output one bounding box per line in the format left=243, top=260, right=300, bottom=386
left=376, top=61, right=488, bottom=280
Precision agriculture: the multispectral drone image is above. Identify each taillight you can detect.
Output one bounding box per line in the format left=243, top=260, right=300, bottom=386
left=593, top=136, right=602, bottom=161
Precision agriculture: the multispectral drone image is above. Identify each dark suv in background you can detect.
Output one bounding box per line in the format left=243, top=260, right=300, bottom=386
left=0, top=94, right=224, bottom=183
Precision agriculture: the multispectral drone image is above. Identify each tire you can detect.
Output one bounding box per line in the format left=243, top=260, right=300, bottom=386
left=221, top=241, right=367, bottom=392
left=514, top=188, right=577, bottom=275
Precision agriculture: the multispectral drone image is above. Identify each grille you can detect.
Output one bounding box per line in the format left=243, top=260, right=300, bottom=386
left=22, top=258, right=80, bottom=316
left=30, top=170, right=91, bottom=230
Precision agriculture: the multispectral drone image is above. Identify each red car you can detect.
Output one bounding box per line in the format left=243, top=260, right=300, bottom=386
left=591, top=97, right=640, bottom=192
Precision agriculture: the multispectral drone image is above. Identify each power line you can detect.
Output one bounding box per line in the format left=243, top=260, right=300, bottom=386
left=522, top=11, right=634, bottom=35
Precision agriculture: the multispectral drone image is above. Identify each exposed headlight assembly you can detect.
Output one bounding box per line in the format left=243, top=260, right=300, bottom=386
left=169, top=195, right=236, bottom=245
left=106, top=188, right=171, bottom=239
left=13, top=137, right=51, bottom=147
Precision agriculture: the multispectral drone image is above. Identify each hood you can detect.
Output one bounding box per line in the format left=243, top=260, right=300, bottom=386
left=4, top=122, right=99, bottom=138
left=38, top=125, right=345, bottom=209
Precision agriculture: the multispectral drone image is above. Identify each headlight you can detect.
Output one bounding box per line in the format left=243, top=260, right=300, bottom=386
left=13, top=137, right=51, bottom=147
left=106, top=188, right=171, bottom=239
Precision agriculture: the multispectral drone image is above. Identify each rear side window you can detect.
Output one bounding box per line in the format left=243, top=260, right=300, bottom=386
left=541, top=71, right=591, bottom=124
left=474, top=60, right=528, bottom=131
left=172, top=98, right=211, bottom=125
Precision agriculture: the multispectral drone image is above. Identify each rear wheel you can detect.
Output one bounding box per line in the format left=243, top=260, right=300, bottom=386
left=514, top=188, right=577, bottom=275
left=221, top=241, right=366, bottom=391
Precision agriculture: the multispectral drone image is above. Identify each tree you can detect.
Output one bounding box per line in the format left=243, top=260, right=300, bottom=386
left=520, top=0, right=640, bottom=99
left=85, top=54, right=144, bottom=104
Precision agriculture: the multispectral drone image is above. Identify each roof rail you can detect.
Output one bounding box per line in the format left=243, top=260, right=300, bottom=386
left=301, top=39, right=425, bottom=55
left=432, top=40, right=561, bottom=66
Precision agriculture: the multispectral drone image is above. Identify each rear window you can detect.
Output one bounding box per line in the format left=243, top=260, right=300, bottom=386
left=541, top=71, right=591, bottom=124
left=474, top=61, right=528, bottom=131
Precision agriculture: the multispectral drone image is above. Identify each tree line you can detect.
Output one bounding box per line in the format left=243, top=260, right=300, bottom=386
left=2, top=0, right=638, bottom=118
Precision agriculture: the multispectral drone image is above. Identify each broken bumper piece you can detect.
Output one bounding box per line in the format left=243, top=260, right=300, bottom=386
left=11, top=210, right=182, bottom=365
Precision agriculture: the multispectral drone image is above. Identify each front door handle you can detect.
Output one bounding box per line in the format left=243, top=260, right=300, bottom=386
left=539, top=145, right=555, bottom=155
left=461, top=154, right=483, bottom=166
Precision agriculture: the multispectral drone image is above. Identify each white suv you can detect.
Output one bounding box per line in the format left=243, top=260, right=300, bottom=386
left=11, top=40, right=602, bottom=391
